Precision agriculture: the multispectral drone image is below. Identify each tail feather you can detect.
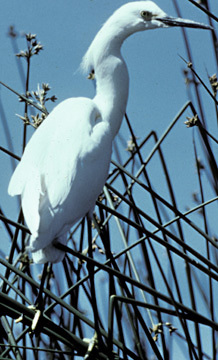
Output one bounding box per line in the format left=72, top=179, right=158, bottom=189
left=30, top=234, right=68, bottom=264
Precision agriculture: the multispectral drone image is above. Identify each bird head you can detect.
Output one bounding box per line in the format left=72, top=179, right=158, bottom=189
left=114, top=1, right=212, bottom=32
left=81, top=1, right=212, bottom=76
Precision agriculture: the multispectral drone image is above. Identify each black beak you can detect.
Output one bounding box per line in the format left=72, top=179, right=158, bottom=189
left=156, top=16, right=213, bottom=30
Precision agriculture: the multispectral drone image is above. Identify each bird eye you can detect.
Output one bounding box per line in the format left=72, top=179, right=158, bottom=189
left=141, top=10, right=152, bottom=20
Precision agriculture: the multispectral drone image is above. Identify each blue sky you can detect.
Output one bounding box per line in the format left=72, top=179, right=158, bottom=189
left=0, top=1, right=217, bottom=358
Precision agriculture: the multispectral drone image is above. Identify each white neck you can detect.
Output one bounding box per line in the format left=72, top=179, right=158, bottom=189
left=82, top=14, right=131, bottom=138
left=94, top=55, right=129, bottom=138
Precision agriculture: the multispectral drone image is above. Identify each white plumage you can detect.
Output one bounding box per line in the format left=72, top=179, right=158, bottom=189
left=8, top=2, right=211, bottom=263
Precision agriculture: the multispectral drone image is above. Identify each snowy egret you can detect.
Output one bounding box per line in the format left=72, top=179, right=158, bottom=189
left=8, top=1, right=211, bottom=264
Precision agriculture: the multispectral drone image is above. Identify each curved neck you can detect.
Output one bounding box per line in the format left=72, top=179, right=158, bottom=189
left=94, top=54, right=129, bottom=138
left=83, top=12, right=132, bottom=139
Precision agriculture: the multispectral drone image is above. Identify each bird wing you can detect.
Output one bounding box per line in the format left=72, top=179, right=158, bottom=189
left=8, top=97, right=105, bottom=235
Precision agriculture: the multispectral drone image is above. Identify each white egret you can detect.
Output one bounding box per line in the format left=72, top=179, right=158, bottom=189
left=8, top=2, right=211, bottom=264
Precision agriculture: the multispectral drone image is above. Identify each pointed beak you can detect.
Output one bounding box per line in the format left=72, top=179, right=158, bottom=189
left=156, top=16, right=213, bottom=30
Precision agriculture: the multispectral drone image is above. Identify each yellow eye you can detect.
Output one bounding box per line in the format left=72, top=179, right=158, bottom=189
left=141, top=10, right=152, bottom=20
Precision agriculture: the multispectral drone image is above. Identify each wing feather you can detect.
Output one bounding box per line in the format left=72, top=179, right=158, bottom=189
left=8, top=97, right=111, bottom=244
